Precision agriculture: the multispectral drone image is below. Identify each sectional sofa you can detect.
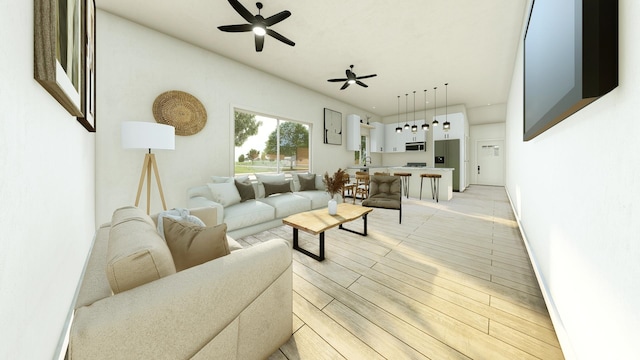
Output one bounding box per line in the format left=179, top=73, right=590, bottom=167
left=187, top=173, right=337, bottom=238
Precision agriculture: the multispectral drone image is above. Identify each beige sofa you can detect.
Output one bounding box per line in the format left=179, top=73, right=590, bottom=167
left=69, top=206, right=292, bottom=359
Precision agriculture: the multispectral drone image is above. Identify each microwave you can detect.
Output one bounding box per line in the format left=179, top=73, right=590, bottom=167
left=405, top=141, right=426, bottom=151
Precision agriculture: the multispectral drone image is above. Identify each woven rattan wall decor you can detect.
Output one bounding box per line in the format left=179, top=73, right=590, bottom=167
left=152, top=90, right=207, bottom=136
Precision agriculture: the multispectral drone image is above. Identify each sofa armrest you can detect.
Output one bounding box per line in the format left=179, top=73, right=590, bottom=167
left=188, top=196, right=224, bottom=225
left=70, top=239, right=292, bottom=359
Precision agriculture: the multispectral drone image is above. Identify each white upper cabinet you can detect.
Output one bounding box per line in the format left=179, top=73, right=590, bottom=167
left=432, top=112, right=464, bottom=140
left=370, top=122, right=385, bottom=153
left=402, top=119, right=427, bottom=142
left=346, top=114, right=361, bottom=151
left=384, top=123, right=405, bottom=152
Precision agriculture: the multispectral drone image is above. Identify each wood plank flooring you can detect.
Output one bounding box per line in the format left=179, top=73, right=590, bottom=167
left=236, top=185, right=565, bottom=360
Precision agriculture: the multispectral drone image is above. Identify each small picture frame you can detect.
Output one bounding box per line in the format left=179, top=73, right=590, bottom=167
left=323, top=108, right=342, bottom=145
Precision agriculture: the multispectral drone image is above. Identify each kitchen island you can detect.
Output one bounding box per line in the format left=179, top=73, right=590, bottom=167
left=346, top=166, right=454, bottom=201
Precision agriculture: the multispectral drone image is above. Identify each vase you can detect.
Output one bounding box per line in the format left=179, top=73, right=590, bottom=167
left=328, top=198, right=337, bottom=215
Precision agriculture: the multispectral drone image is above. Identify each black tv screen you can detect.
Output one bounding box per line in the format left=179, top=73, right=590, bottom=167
left=523, top=0, right=618, bottom=141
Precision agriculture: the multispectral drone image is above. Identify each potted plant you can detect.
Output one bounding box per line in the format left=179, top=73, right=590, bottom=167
left=323, top=168, right=345, bottom=215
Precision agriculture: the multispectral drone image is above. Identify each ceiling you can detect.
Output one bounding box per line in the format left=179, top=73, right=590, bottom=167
left=96, top=0, right=529, bottom=122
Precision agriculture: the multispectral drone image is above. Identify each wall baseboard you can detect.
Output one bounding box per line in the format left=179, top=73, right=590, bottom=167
left=504, top=188, right=576, bottom=360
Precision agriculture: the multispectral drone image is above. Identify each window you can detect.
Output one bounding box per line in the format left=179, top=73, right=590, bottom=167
left=234, top=110, right=310, bottom=176
left=354, top=135, right=369, bottom=165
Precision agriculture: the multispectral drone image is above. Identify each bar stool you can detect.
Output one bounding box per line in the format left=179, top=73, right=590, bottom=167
left=420, top=173, right=441, bottom=202
left=393, top=172, right=412, bottom=199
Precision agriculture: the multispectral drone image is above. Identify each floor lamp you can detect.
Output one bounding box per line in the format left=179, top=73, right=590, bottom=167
left=122, top=122, right=175, bottom=214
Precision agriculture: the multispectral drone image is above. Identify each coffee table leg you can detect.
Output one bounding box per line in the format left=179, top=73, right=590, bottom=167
left=339, top=213, right=368, bottom=236
left=292, top=227, right=325, bottom=261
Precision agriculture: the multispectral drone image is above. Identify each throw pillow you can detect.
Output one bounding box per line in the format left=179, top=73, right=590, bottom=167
left=297, top=173, right=316, bottom=191
left=255, top=173, right=287, bottom=198
left=163, top=218, right=230, bottom=271
left=207, top=182, right=241, bottom=207
left=235, top=179, right=255, bottom=202
left=263, top=181, right=292, bottom=197
left=211, top=175, right=249, bottom=184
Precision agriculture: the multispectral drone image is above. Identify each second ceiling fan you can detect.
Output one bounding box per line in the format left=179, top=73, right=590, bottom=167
left=218, top=0, right=295, bottom=52
left=327, top=65, right=377, bottom=90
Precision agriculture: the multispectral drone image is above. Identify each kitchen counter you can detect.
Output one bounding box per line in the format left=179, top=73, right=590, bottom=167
left=345, top=166, right=453, bottom=201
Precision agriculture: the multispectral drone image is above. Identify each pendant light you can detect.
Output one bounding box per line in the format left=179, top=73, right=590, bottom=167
left=395, top=95, right=402, bottom=133
left=403, top=93, right=410, bottom=131
left=432, top=86, right=439, bottom=127
left=411, top=91, right=418, bottom=132
left=443, top=82, right=451, bottom=131
left=422, top=89, right=429, bottom=131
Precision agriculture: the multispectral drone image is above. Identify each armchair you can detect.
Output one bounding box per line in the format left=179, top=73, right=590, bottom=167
left=362, top=175, right=402, bottom=224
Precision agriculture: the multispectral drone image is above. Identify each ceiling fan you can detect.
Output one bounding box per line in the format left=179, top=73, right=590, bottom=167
left=218, top=0, right=295, bottom=52
left=327, top=65, right=377, bottom=90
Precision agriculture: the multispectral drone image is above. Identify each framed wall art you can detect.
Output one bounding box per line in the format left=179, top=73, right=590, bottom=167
left=35, top=0, right=97, bottom=132
left=323, top=108, right=342, bottom=145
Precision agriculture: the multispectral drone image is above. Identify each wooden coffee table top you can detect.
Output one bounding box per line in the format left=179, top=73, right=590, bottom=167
left=282, top=203, right=372, bottom=235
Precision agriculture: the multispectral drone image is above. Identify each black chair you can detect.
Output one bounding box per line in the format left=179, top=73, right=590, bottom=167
left=362, top=175, right=402, bottom=224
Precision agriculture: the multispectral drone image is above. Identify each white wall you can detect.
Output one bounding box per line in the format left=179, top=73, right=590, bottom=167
left=505, top=1, right=639, bottom=359
left=0, top=2, right=96, bottom=359
left=95, top=11, right=381, bottom=224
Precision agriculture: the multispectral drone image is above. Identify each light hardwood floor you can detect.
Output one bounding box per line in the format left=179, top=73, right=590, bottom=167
left=236, top=185, right=565, bottom=360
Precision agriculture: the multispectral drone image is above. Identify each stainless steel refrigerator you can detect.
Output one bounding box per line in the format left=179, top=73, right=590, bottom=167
left=434, top=139, right=460, bottom=191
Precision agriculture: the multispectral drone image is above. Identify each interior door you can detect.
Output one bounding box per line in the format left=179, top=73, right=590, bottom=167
left=476, top=140, right=504, bottom=186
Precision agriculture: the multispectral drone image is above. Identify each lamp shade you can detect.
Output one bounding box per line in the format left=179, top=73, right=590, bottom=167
left=122, top=122, right=175, bottom=150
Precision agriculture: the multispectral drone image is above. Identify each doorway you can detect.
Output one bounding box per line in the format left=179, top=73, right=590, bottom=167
left=475, top=140, right=504, bottom=186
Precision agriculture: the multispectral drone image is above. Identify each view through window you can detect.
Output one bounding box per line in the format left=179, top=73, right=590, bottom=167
left=234, top=110, right=310, bottom=177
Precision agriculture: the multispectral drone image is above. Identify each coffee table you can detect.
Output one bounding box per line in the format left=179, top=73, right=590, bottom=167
left=282, top=203, right=373, bottom=261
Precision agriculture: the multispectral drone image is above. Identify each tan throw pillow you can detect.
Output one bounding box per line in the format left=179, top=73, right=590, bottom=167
left=163, top=218, right=230, bottom=271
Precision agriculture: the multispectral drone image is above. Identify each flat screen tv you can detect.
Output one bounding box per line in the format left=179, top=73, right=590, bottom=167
left=523, top=0, right=618, bottom=141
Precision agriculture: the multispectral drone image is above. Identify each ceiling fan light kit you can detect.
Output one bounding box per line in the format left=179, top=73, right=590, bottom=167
left=218, top=0, right=295, bottom=52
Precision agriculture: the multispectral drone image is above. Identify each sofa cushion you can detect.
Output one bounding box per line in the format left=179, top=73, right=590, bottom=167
left=259, top=194, right=311, bottom=218
left=294, top=190, right=332, bottom=209
left=211, top=175, right=249, bottom=184
left=208, top=182, right=241, bottom=207
left=163, top=218, right=230, bottom=271
left=235, top=179, right=256, bottom=202
left=264, top=181, right=292, bottom=197
left=107, top=206, right=176, bottom=294
left=223, top=200, right=275, bottom=231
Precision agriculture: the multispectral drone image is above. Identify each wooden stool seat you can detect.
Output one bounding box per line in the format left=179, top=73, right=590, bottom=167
left=393, top=172, right=412, bottom=199
left=419, top=173, right=441, bottom=202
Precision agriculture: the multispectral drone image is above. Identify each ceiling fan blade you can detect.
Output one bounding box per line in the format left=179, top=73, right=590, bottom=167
left=255, top=33, right=264, bottom=52
left=227, top=0, right=256, bottom=23
left=356, top=74, right=377, bottom=80
left=340, top=82, right=350, bottom=90
left=327, top=78, right=347, bottom=82
left=356, top=80, right=368, bottom=88
left=218, top=24, right=253, bottom=32
left=264, top=10, right=291, bottom=26
left=266, top=29, right=295, bottom=46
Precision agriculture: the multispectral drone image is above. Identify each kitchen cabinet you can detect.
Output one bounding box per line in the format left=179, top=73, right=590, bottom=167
left=384, top=123, right=405, bottom=152
left=401, top=121, right=427, bottom=143
left=433, top=112, right=464, bottom=140
left=369, top=122, right=385, bottom=153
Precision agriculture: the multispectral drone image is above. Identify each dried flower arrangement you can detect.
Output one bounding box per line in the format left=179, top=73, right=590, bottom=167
left=323, top=168, right=346, bottom=199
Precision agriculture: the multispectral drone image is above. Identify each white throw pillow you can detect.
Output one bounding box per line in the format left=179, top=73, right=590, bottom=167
left=207, top=182, right=241, bottom=207
left=211, top=175, right=250, bottom=184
